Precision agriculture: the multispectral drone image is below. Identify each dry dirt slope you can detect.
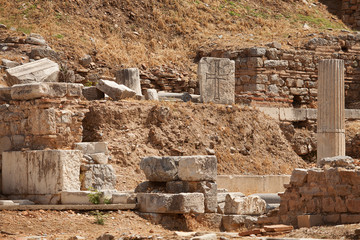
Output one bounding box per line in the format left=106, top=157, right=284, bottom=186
left=82, top=100, right=308, bottom=190
left=0, top=0, right=348, bottom=75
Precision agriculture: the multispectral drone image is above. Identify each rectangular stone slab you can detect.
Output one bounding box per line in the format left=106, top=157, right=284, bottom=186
left=137, top=193, right=204, bottom=214
left=5, top=58, right=59, bottom=86
left=11, top=82, right=83, bottom=100
left=198, top=57, right=235, bottom=104
left=2, top=150, right=81, bottom=195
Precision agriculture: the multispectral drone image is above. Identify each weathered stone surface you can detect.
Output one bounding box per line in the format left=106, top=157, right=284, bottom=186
left=75, top=142, right=109, bottom=155
left=88, top=153, right=108, bottom=164
left=166, top=181, right=217, bottom=213
left=11, top=82, right=83, bottom=100
left=140, top=156, right=179, bottom=182
left=145, top=89, right=159, bottom=100
left=79, top=55, right=92, bottom=67
left=25, top=34, right=47, bottom=46
left=80, top=164, right=116, bottom=190
left=61, top=191, right=92, bottom=205
left=319, top=156, right=354, bottom=168
left=222, top=215, right=258, bottom=231
left=0, top=87, right=11, bottom=101
left=112, top=192, right=137, bottom=204
left=2, top=150, right=81, bottom=194
left=82, top=86, right=105, bottom=100
left=249, top=47, right=266, bottom=57
left=290, top=168, right=308, bottom=186
left=249, top=193, right=280, bottom=204
left=28, top=47, right=58, bottom=60
left=1, top=59, right=20, bottom=68
left=190, top=234, right=217, bottom=240
left=297, top=215, right=323, bottom=228
left=116, top=68, right=142, bottom=95
left=137, top=193, right=205, bottom=213
left=5, top=58, right=59, bottom=86
left=178, top=155, right=217, bottom=181
left=198, top=57, right=235, bottom=104
left=96, top=79, right=136, bottom=100
left=224, top=195, right=266, bottom=215
left=264, top=60, right=288, bottom=68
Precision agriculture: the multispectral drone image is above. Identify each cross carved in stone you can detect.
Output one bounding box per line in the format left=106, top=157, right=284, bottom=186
left=206, top=60, right=228, bottom=100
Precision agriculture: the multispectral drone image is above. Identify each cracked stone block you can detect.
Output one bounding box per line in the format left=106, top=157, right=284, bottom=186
left=80, top=164, right=116, bottom=190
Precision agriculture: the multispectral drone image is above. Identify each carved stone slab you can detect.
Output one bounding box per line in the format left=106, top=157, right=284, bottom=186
left=198, top=57, right=235, bottom=104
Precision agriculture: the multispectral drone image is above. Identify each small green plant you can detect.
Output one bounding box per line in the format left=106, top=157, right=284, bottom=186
left=54, top=34, right=64, bottom=39
left=87, top=188, right=112, bottom=204
left=91, top=210, right=105, bottom=225
left=88, top=188, right=102, bottom=204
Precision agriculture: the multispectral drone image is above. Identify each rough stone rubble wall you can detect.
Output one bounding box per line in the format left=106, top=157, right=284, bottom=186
left=341, top=0, right=360, bottom=29
left=207, top=33, right=360, bottom=108
left=277, top=165, right=360, bottom=227
left=0, top=97, right=88, bottom=193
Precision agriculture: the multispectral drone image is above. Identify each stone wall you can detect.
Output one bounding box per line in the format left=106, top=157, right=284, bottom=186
left=274, top=156, right=360, bottom=227
left=341, top=0, right=360, bottom=29
left=206, top=33, right=360, bottom=108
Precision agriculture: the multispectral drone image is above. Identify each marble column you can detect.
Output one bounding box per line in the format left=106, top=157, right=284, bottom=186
left=116, top=68, right=142, bottom=95
left=317, top=59, right=345, bottom=164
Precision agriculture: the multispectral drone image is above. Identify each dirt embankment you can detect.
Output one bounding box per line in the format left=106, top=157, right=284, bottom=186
left=82, top=100, right=308, bottom=190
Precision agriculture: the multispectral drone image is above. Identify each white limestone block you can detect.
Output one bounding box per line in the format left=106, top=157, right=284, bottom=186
left=178, top=155, right=217, bottom=181
left=96, top=79, right=136, bottom=100
left=2, top=150, right=81, bottom=195
left=224, top=195, right=266, bottom=215
left=5, top=58, right=59, bottom=86
left=74, top=142, right=109, bottom=154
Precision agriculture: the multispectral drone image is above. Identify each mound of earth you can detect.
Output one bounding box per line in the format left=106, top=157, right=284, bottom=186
left=82, top=100, right=308, bottom=190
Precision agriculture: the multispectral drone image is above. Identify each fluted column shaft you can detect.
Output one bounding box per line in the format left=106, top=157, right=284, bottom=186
left=317, top=59, right=345, bottom=164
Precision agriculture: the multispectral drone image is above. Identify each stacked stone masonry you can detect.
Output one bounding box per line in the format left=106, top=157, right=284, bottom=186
left=341, top=0, right=360, bottom=29
left=206, top=33, right=360, bottom=108
left=276, top=156, right=360, bottom=227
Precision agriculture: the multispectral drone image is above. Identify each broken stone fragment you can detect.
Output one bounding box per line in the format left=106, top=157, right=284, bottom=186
left=145, top=89, right=159, bottom=100
left=5, top=58, right=59, bottom=86
left=115, top=68, right=142, bottom=95
left=0, top=87, right=11, bottom=101
left=25, top=33, right=46, bottom=46
left=224, top=195, right=266, bottom=215
left=10, top=82, right=83, bottom=100
left=1, top=59, right=20, bottom=68
left=79, top=55, right=92, bottom=67
left=96, top=79, right=136, bottom=100
left=82, top=86, right=104, bottom=100
left=222, top=215, right=259, bottom=231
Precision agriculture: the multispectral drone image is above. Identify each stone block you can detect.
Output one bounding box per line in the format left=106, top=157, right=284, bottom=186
left=257, top=107, right=280, bottom=120
left=145, top=89, right=159, bottom=100
left=307, top=109, right=317, bottom=120
left=80, top=164, right=116, bottom=190
left=88, top=153, right=108, bottom=164
left=5, top=58, right=59, bottom=86
left=0, top=87, right=11, bottom=101
left=319, top=156, right=354, bottom=168
left=249, top=193, right=280, bottom=204
left=0, top=200, right=19, bottom=205
left=61, top=191, right=92, bottom=205
left=264, top=60, right=288, bottom=68
left=198, top=57, right=235, bottom=104
left=290, top=168, right=308, bottom=186
left=178, top=155, right=217, bottom=181
left=12, top=199, right=35, bottom=205
left=112, top=192, right=137, bottom=204
left=137, top=193, right=205, bottom=214
left=11, top=82, right=83, bottom=100
left=140, top=156, right=179, bottom=182
left=0, top=136, right=12, bottom=153
left=323, top=214, right=340, bottom=224
left=135, top=181, right=166, bottom=193
left=279, top=108, right=307, bottom=121
left=28, top=108, right=56, bottom=135
left=74, top=142, right=109, bottom=154
left=2, top=59, right=20, bottom=68
left=96, top=79, right=136, bottom=100
left=2, top=150, right=81, bottom=195
left=249, top=47, right=266, bottom=57
left=190, top=234, right=217, bottom=240
left=116, top=68, right=142, bottom=95
left=222, top=215, right=258, bottom=231
left=345, top=109, right=360, bottom=119
left=341, top=214, right=360, bottom=224
left=82, top=86, right=104, bottom=100
left=346, top=198, right=360, bottom=213
left=224, top=195, right=266, bottom=215
left=297, top=215, right=323, bottom=228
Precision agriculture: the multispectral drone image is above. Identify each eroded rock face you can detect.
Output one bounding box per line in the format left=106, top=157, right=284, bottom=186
left=80, top=164, right=116, bottom=190
left=140, top=156, right=179, bottom=182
